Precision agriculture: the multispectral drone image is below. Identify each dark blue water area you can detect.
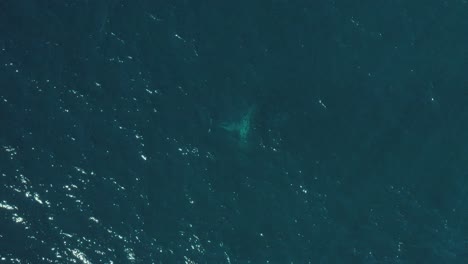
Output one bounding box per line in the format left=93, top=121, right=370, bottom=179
left=1, top=0, right=467, bottom=263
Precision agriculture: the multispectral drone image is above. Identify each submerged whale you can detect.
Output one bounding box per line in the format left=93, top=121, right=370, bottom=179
left=220, top=106, right=255, bottom=145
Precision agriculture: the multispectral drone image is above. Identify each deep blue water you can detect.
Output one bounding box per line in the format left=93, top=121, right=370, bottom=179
left=1, top=0, right=467, bottom=263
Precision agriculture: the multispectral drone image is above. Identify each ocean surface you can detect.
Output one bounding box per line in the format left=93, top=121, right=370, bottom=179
left=1, top=1, right=467, bottom=263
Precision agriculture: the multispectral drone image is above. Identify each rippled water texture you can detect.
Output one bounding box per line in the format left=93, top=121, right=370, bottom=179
left=1, top=1, right=467, bottom=263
